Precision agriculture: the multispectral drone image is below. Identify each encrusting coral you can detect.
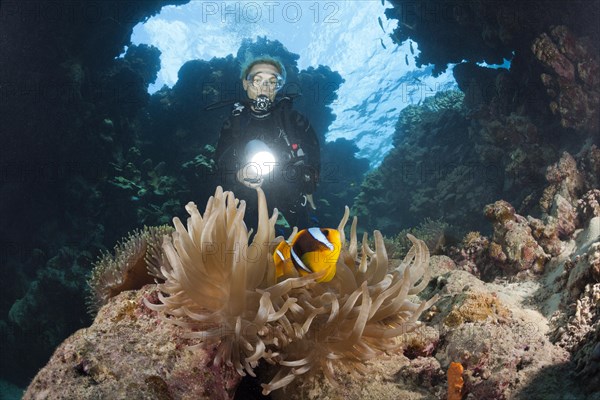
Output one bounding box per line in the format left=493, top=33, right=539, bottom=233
left=447, top=362, right=464, bottom=400
left=144, top=186, right=439, bottom=395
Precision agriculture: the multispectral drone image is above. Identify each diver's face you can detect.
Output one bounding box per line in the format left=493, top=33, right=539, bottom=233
left=243, top=63, right=281, bottom=102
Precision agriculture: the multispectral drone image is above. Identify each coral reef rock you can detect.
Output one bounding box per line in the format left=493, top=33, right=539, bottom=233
left=577, top=189, right=600, bottom=225
left=265, top=252, right=596, bottom=399
left=532, top=26, right=600, bottom=132
left=485, top=200, right=551, bottom=275
left=541, top=152, right=585, bottom=211
left=24, top=245, right=600, bottom=399
left=24, top=287, right=241, bottom=400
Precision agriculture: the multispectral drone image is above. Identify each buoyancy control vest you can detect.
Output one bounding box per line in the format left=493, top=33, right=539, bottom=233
left=215, top=95, right=319, bottom=200
left=228, top=96, right=306, bottom=164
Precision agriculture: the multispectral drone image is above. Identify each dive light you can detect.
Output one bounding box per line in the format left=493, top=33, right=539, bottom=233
left=244, top=139, right=276, bottom=181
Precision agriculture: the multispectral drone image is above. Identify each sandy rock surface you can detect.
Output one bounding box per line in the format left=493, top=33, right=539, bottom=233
left=24, top=287, right=241, bottom=400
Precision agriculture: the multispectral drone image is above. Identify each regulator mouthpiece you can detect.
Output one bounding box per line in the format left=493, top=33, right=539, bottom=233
left=252, top=95, right=273, bottom=113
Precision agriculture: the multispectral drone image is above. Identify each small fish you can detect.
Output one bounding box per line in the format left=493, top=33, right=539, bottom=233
left=273, top=227, right=341, bottom=283
left=400, top=21, right=416, bottom=31
left=380, top=38, right=387, bottom=50
left=378, top=16, right=385, bottom=33
left=405, top=54, right=409, bottom=65
left=409, top=40, right=414, bottom=55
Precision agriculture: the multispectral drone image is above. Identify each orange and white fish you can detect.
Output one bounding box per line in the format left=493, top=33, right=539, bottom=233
left=273, top=227, right=341, bottom=283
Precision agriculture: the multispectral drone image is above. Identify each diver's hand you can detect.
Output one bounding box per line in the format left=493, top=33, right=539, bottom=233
left=236, top=167, right=263, bottom=189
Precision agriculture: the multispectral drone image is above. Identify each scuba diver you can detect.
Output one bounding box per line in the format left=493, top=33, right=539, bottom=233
left=215, top=57, right=320, bottom=233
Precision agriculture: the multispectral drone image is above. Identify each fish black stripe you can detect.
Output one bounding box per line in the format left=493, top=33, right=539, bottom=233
left=290, top=247, right=312, bottom=273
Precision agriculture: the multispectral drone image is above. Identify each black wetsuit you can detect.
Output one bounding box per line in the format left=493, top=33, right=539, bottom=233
left=215, top=99, right=320, bottom=231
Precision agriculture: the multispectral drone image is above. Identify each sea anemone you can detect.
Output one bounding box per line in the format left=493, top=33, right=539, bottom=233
left=87, top=225, right=173, bottom=314
left=144, top=186, right=438, bottom=394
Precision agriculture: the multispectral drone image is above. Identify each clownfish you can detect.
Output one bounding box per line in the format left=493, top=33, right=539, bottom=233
left=273, top=227, right=341, bottom=283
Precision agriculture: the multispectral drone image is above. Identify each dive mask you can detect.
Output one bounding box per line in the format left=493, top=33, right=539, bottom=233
left=246, top=72, right=285, bottom=90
